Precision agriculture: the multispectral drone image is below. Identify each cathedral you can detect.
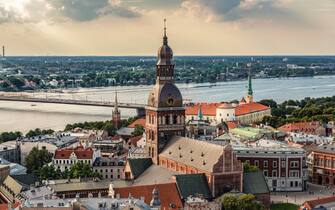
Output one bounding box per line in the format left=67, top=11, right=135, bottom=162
left=145, top=20, right=186, bottom=165
left=142, top=21, right=243, bottom=196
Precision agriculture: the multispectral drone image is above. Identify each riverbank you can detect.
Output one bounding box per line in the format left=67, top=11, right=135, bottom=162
left=0, top=76, right=334, bottom=132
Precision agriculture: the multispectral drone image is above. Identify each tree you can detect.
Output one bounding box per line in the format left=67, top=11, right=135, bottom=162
left=103, top=122, right=117, bottom=136
left=262, top=116, right=285, bottom=128
left=25, top=128, right=54, bottom=138
left=38, top=165, right=61, bottom=180
left=259, top=99, right=277, bottom=108
left=68, top=162, right=100, bottom=179
left=25, top=147, right=53, bottom=173
left=239, top=194, right=264, bottom=210
left=0, top=131, right=22, bottom=143
left=217, top=193, right=265, bottom=210
left=132, top=125, right=144, bottom=136
left=243, top=162, right=260, bottom=173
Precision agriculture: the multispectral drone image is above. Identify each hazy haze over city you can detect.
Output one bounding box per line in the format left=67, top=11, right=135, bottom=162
left=0, top=0, right=335, bottom=56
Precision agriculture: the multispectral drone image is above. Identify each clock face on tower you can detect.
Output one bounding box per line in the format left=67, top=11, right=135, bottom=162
left=167, top=96, right=175, bottom=106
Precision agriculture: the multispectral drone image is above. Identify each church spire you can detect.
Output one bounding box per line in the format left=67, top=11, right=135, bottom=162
left=198, top=105, right=203, bottom=121
left=248, top=69, right=253, bottom=96
left=246, top=65, right=253, bottom=103
left=114, top=90, right=119, bottom=112
left=163, top=18, right=168, bottom=45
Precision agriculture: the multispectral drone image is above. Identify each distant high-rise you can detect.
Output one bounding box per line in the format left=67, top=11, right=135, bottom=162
left=2, top=46, right=4, bottom=58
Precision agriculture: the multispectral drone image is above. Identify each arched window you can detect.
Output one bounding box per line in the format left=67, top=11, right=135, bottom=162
left=169, top=114, right=173, bottom=124
left=173, top=115, right=178, bottom=124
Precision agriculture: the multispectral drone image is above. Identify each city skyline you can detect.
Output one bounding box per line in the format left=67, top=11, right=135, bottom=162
left=0, top=0, right=334, bottom=56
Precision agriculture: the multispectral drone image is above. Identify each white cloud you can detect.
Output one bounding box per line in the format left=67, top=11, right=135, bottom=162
left=0, top=0, right=140, bottom=24
left=180, top=0, right=301, bottom=23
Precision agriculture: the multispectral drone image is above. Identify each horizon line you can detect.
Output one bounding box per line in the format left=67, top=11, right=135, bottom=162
left=3, top=54, right=335, bottom=57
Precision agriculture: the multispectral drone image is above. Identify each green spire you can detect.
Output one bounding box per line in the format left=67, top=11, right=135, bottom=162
left=198, top=105, right=203, bottom=120
left=248, top=70, right=253, bottom=96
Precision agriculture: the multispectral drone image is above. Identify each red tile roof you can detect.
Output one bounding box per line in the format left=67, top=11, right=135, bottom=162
left=185, top=103, right=221, bottom=116
left=186, top=102, right=270, bottom=117
left=226, top=121, right=238, bottom=129
left=235, top=102, right=270, bottom=116
left=128, top=118, right=146, bottom=128
left=114, top=183, right=183, bottom=209
left=278, top=121, right=321, bottom=133
left=111, top=135, right=122, bottom=141
left=0, top=204, right=8, bottom=210
left=301, top=196, right=335, bottom=210
left=12, top=201, right=21, bottom=208
left=129, top=135, right=143, bottom=147
left=54, top=145, right=93, bottom=159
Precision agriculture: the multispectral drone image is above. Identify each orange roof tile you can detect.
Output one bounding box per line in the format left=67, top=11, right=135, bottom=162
left=278, top=121, right=321, bottom=133
left=185, top=103, right=221, bottom=116
left=235, top=102, right=270, bottom=116
left=186, top=102, right=270, bottom=117
left=129, top=135, right=143, bottom=147
left=302, top=196, right=335, bottom=209
left=12, top=201, right=21, bottom=208
left=128, top=118, right=146, bottom=128
left=0, top=204, right=7, bottom=210
left=114, top=183, right=183, bottom=209
left=227, top=121, right=238, bottom=129
left=54, top=146, right=93, bottom=159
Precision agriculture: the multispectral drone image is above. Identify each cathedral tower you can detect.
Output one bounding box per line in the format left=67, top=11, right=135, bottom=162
left=145, top=20, right=185, bottom=164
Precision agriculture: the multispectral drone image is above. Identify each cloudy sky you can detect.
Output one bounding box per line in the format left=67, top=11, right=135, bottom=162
left=0, top=0, right=334, bottom=56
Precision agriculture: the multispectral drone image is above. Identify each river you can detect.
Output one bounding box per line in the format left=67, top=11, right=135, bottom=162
left=0, top=76, right=334, bottom=133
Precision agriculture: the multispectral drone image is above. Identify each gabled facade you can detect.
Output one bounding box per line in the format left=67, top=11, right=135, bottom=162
left=53, top=145, right=99, bottom=171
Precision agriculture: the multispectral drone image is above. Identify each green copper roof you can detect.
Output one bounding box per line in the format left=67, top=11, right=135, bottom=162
left=197, top=105, right=203, bottom=120
left=175, top=173, right=212, bottom=200
left=128, top=158, right=152, bottom=178
left=248, top=71, right=253, bottom=96
left=243, top=172, right=269, bottom=194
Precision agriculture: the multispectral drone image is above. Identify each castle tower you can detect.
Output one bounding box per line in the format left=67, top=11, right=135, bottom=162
left=145, top=19, right=185, bottom=164
left=246, top=69, right=253, bottom=103
left=112, top=90, right=121, bottom=129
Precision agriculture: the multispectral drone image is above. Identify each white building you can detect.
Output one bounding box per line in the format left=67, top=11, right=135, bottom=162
left=286, top=132, right=333, bottom=145
left=93, top=157, right=126, bottom=180
left=53, top=145, right=100, bottom=171
left=232, top=139, right=307, bottom=192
